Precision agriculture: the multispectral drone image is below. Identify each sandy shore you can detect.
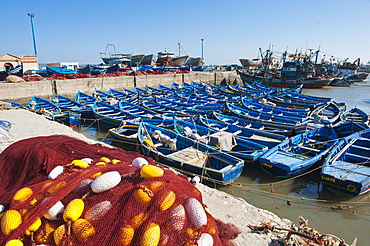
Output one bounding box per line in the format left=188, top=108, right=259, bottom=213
left=0, top=109, right=292, bottom=245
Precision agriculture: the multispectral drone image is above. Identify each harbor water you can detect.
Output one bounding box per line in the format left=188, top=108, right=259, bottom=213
left=77, top=78, right=370, bottom=245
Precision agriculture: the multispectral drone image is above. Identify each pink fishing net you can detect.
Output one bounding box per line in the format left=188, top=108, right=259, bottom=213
left=0, top=135, right=240, bottom=245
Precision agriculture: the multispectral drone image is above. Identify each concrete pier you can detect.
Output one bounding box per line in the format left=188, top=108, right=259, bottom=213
left=1, top=71, right=241, bottom=104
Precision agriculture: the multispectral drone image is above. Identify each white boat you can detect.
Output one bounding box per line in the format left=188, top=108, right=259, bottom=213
left=171, top=55, right=190, bottom=66
left=100, top=44, right=131, bottom=66
left=130, top=54, right=145, bottom=67
left=185, top=57, right=204, bottom=67
left=140, top=54, right=158, bottom=66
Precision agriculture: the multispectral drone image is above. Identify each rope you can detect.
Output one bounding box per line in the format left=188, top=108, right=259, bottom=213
left=71, top=114, right=370, bottom=214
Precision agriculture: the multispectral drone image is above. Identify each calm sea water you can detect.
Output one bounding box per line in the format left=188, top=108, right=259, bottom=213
left=77, top=78, right=370, bottom=245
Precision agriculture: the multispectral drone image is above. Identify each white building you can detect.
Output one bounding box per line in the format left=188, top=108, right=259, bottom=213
left=47, top=62, right=79, bottom=70
left=0, top=54, right=39, bottom=73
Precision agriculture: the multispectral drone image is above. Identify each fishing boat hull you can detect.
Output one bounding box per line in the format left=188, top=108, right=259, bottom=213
left=108, top=124, right=139, bottom=150
left=321, top=129, right=370, bottom=196
left=92, top=101, right=130, bottom=128
left=171, top=56, right=190, bottom=66
left=138, top=122, right=244, bottom=183
left=341, top=107, right=369, bottom=124
left=237, top=70, right=332, bottom=88
left=259, top=121, right=370, bottom=178
left=0, top=64, right=23, bottom=81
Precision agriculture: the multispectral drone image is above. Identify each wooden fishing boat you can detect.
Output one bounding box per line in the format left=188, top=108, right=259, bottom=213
left=159, top=96, right=214, bottom=106
left=196, top=115, right=288, bottom=148
left=46, top=66, right=76, bottom=77
left=141, top=101, right=185, bottom=114
left=140, top=101, right=196, bottom=120
left=237, top=69, right=332, bottom=88
left=340, top=107, right=369, bottom=124
left=245, top=96, right=311, bottom=116
left=226, top=102, right=310, bottom=126
left=28, top=96, right=63, bottom=117
left=7, top=101, right=28, bottom=110
left=28, top=96, right=80, bottom=127
left=0, top=64, right=23, bottom=81
left=92, top=89, right=109, bottom=101
left=255, top=94, right=315, bottom=110
left=108, top=88, right=137, bottom=101
left=172, top=118, right=269, bottom=164
left=252, top=82, right=303, bottom=94
left=283, top=90, right=333, bottom=104
left=310, top=102, right=343, bottom=125
left=108, top=123, right=140, bottom=149
left=92, top=101, right=131, bottom=128
left=51, top=94, right=92, bottom=118
left=145, top=85, right=170, bottom=96
left=138, top=121, right=245, bottom=183
left=122, top=88, right=138, bottom=97
left=321, top=128, right=370, bottom=196
left=213, top=112, right=294, bottom=136
left=173, top=89, right=219, bottom=103
left=241, top=97, right=311, bottom=119
left=259, top=121, right=370, bottom=178
left=155, top=98, right=225, bottom=116
left=118, top=100, right=162, bottom=119
left=74, top=91, right=97, bottom=108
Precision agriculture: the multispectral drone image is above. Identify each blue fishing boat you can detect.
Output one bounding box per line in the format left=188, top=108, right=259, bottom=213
left=259, top=121, right=370, bottom=178
left=122, top=88, right=137, bottom=97
left=138, top=121, right=244, bottom=183
left=145, top=85, right=170, bottom=96
left=159, top=96, right=214, bottom=106
left=172, top=118, right=268, bottom=164
left=28, top=96, right=80, bottom=127
left=7, top=101, right=28, bottom=110
left=241, top=97, right=311, bottom=119
left=78, top=64, right=106, bottom=75
left=213, top=112, right=294, bottom=136
left=252, top=82, right=303, bottom=94
left=108, top=88, right=136, bottom=101
left=92, top=89, right=109, bottom=101
left=310, top=101, right=343, bottom=125
left=196, top=115, right=288, bottom=148
left=92, top=101, right=131, bottom=128
left=142, top=101, right=185, bottom=114
left=51, top=94, right=92, bottom=118
left=247, top=95, right=311, bottom=114
left=0, top=64, right=23, bottom=81
left=118, top=100, right=161, bottom=119
left=28, top=96, right=63, bottom=117
left=321, top=128, right=370, bottom=196
left=74, top=91, right=97, bottom=108
left=226, top=102, right=309, bottom=126
left=255, top=94, right=315, bottom=110
left=45, top=66, right=76, bottom=77
left=283, top=90, right=332, bottom=104
left=340, top=107, right=369, bottom=124
left=173, top=89, right=217, bottom=102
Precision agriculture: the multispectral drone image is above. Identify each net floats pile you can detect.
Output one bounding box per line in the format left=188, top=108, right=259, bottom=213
left=0, top=156, right=235, bottom=245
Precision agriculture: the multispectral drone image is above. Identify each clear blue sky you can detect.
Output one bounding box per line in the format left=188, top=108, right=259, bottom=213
left=2, top=0, right=370, bottom=65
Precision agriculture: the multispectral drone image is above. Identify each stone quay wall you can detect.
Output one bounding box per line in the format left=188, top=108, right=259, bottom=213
left=1, top=71, right=241, bottom=104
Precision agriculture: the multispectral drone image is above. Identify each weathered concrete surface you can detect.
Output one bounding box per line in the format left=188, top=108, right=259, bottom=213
left=1, top=71, right=241, bottom=104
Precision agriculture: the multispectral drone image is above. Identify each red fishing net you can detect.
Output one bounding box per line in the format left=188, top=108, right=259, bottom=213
left=48, top=74, right=77, bottom=80
left=22, top=75, right=46, bottom=82
left=0, top=135, right=240, bottom=245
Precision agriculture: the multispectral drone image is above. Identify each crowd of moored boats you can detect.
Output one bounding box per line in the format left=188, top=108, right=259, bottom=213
left=6, top=80, right=370, bottom=197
